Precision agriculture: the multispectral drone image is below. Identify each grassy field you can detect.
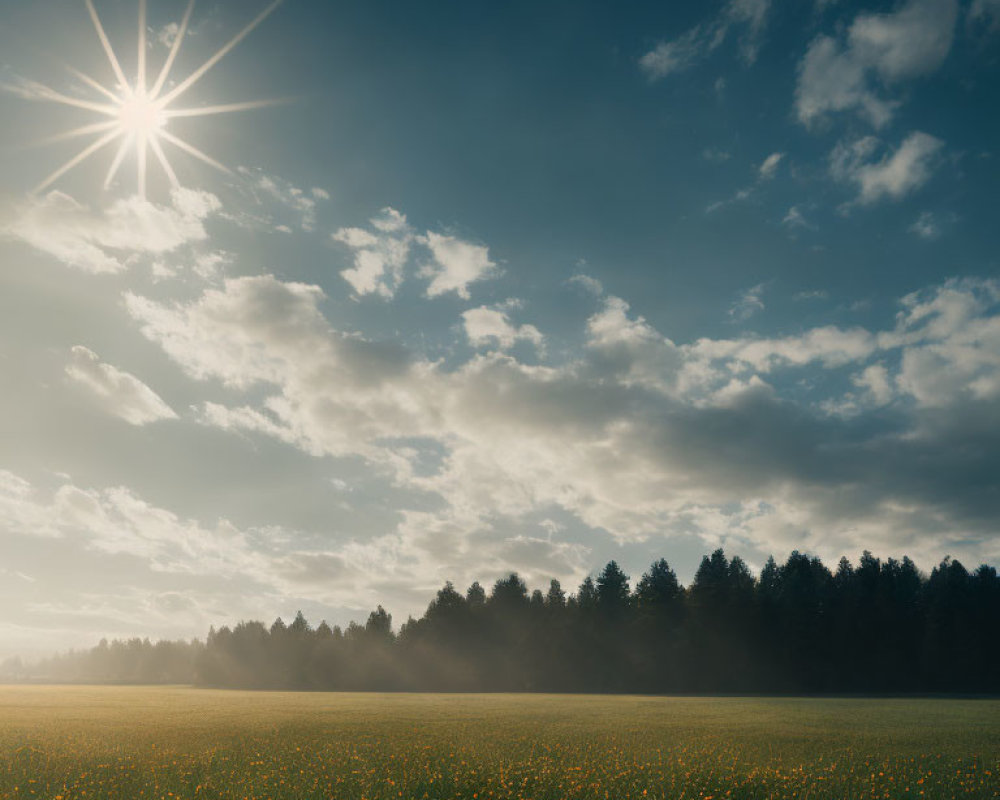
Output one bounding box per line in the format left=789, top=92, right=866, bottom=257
left=0, top=687, right=997, bottom=799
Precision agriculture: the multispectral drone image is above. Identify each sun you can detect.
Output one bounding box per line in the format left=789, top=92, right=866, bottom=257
left=27, top=0, right=283, bottom=199
left=118, top=91, right=167, bottom=137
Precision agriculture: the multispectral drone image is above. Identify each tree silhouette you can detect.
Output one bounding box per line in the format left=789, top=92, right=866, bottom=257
left=18, top=547, right=1000, bottom=694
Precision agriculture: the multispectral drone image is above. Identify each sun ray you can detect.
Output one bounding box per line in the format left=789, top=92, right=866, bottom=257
left=149, top=0, right=195, bottom=100
left=158, top=128, right=232, bottom=175
left=149, top=135, right=180, bottom=188
left=163, top=98, right=287, bottom=119
left=33, top=120, right=119, bottom=147
left=17, top=79, right=118, bottom=117
left=158, top=0, right=283, bottom=106
left=104, top=134, right=134, bottom=189
left=35, top=128, right=121, bottom=194
left=137, top=134, right=148, bottom=198
left=65, top=65, right=120, bottom=103
left=84, top=0, right=129, bottom=91
left=137, top=0, right=147, bottom=93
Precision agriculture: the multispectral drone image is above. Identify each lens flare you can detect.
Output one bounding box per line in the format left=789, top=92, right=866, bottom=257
left=24, top=0, right=284, bottom=198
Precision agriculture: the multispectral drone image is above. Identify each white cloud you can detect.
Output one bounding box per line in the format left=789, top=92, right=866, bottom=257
left=691, top=325, right=876, bottom=373
left=639, top=0, right=772, bottom=80
left=584, top=296, right=685, bottom=393
left=568, top=274, right=604, bottom=296
left=782, top=206, right=813, bottom=230
left=726, top=0, right=772, bottom=63
left=333, top=207, right=413, bottom=299
left=758, top=152, right=784, bottom=180
left=909, top=211, right=941, bottom=239
left=66, top=346, right=177, bottom=426
left=796, top=0, right=958, bottom=127
left=887, top=279, right=1000, bottom=407
left=191, top=250, right=232, bottom=280
left=462, top=305, right=544, bottom=350
left=830, top=131, right=943, bottom=205
left=125, top=275, right=331, bottom=390
left=853, top=363, right=894, bottom=405
left=333, top=209, right=500, bottom=301
left=420, top=232, right=500, bottom=299
left=729, top=283, right=766, bottom=322
left=706, top=151, right=784, bottom=213
left=639, top=28, right=706, bottom=79
left=3, top=188, right=220, bottom=273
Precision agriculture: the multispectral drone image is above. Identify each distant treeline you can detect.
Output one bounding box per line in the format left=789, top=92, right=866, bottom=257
left=10, top=549, right=1000, bottom=693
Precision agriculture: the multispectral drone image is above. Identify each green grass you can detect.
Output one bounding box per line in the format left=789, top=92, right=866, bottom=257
left=0, top=686, right=997, bottom=799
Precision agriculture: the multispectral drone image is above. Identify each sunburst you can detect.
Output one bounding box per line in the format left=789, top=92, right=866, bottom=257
left=26, top=0, right=283, bottom=198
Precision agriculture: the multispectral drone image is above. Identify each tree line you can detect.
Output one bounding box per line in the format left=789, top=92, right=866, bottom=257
left=10, top=549, right=1000, bottom=693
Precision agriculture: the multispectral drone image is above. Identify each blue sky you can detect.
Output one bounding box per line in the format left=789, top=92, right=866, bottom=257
left=0, top=0, right=998, bottom=655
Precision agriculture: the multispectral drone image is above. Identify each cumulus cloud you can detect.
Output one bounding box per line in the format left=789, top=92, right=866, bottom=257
left=3, top=188, right=220, bottom=273
left=420, top=232, right=500, bottom=299
left=639, top=0, right=772, bottom=80
left=65, top=346, right=177, bottom=426
left=796, top=0, right=958, bottom=128
left=887, top=279, right=1000, bottom=407
left=463, top=305, right=544, bottom=350
left=830, top=131, right=943, bottom=205
left=332, top=208, right=500, bottom=301
left=333, top=207, right=413, bottom=298
left=119, top=273, right=1000, bottom=584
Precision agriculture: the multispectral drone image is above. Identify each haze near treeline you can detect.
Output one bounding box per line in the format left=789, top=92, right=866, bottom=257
left=16, top=548, right=1000, bottom=694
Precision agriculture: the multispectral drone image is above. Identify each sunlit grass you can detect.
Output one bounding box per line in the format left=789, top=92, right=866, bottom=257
left=0, top=686, right=997, bottom=799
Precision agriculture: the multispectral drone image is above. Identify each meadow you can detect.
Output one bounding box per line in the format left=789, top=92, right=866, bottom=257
left=0, top=687, right=996, bottom=799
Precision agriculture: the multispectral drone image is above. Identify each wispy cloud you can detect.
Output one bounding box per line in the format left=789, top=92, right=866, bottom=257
left=639, top=0, right=772, bottom=80
left=706, top=151, right=785, bottom=213
left=568, top=274, right=604, bottom=296
left=909, top=210, right=942, bottom=239
left=66, top=346, right=177, bottom=426
left=728, top=283, right=766, bottom=323
left=236, top=167, right=329, bottom=233
left=782, top=205, right=815, bottom=231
